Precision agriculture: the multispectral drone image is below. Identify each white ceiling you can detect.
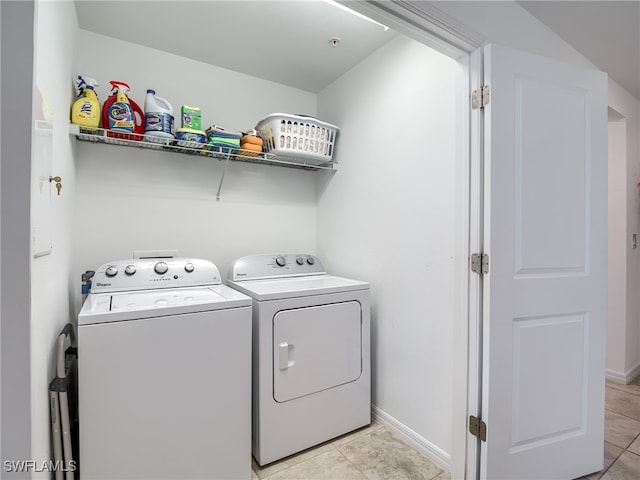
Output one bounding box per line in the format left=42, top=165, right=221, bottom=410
left=518, top=1, right=640, bottom=100
left=74, top=1, right=640, bottom=100
left=74, top=0, right=397, bottom=93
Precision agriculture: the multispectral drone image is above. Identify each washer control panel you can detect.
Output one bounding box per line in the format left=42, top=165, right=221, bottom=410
left=90, top=258, right=221, bottom=293
left=230, top=254, right=325, bottom=281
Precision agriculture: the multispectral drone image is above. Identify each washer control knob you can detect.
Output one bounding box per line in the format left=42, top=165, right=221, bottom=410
left=105, top=266, right=118, bottom=277
left=296, top=257, right=304, bottom=265
left=184, top=263, right=195, bottom=273
left=275, top=256, right=286, bottom=267
left=124, top=265, right=136, bottom=276
left=306, top=256, right=315, bottom=265
left=154, top=261, right=169, bottom=275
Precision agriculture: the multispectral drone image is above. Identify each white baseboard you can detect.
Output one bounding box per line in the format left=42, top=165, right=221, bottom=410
left=371, top=404, right=451, bottom=472
left=606, top=362, right=640, bottom=384
left=606, top=368, right=627, bottom=384
left=625, top=362, right=640, bottom=384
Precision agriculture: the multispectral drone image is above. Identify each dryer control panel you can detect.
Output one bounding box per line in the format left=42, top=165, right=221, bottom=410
left=90, top=258, right=221, bottom=293
left=230, top=254, right=325, bottom=281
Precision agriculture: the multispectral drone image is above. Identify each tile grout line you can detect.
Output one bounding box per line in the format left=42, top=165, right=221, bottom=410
left=331, top=433, right=373, bottom=479
left=604, top=407, right=640, bottom=423
left=256, top=425, right=386, bottom=480
left=606, top=386, right=640, bottom=397
left=595, top=443, right=627, bottom=479
left=625, top=430, right=640, bottom=455
left=335, top=448, right=371, bottom=480
left=595, top=431, right=640, bottom=479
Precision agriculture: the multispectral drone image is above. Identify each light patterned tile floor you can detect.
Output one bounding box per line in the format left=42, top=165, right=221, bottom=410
left=252, top=421, right=446, bottom=480
left=252, top=377, right=640, bottom=480
left=577, top=377, right=640, bottom=479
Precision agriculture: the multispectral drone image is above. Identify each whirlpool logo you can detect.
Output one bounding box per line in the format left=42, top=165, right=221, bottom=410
left=95, top=282, right=111, bottom=287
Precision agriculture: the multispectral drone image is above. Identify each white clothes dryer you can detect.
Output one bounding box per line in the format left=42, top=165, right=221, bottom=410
left=78, top=258, right=252, bottom=480
left=227, top=253, right=371, bottom=466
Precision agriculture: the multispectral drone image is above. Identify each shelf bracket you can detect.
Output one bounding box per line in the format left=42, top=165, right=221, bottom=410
left=216, top=153, right=232, bottom=201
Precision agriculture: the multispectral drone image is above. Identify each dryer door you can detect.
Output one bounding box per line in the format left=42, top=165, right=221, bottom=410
left=273, top=301, right=362, bottom=402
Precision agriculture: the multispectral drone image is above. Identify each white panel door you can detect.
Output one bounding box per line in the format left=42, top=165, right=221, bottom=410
left=481, top=44, right=607, bottom=479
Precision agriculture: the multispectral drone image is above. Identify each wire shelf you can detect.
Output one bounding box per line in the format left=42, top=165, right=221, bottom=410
left=69, top=124, right=337, bottom=171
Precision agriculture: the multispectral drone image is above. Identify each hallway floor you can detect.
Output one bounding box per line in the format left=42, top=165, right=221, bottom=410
left=251, top=421, right=449, bottom=480
left=578, top=377, right=640, bottom=479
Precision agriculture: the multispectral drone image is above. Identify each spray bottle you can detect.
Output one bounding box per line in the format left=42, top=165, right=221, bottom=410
left=71, top=75, right=100, bottom=128
left=101, top=81, right=136, bottom=132
left=101, top=81, right=145, bottom=137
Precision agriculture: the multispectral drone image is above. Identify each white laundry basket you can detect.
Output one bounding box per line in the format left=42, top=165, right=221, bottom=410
left=255, top=113, right=339, bottom=164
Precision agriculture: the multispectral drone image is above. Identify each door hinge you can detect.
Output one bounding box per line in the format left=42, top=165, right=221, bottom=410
left=469, top=415, right=487, bottom=441
left=471, top=85, right=490, bottom=109
left=470, top=253, right=489, bottom=275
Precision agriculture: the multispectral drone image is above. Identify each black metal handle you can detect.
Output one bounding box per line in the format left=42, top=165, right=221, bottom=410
left=60, top=323, right=76, bottom=346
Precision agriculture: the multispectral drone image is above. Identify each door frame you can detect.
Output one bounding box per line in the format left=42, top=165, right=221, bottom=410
left=464, top=47, right=484, bottom=480
left=1, top=0, right=36, bottom=467
left=339, top=1, right=485, bottom=478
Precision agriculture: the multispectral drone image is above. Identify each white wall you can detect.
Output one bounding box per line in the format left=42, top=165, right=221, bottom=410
left=607, top=117, right=628, bottom=380
left=30, top=0, right=79, bottom=474
left=607, top=80, right=640, bottom=382
left=317, top=35, right=458, bottom=465
left=73, top=30, right=319, bottom=297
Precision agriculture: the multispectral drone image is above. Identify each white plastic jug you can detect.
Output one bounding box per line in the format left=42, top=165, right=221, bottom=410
left=144, top=89, right=175, bottom=139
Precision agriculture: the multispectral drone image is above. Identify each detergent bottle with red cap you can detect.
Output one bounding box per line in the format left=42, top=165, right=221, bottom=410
left=101, top=81, right=144, bottom=134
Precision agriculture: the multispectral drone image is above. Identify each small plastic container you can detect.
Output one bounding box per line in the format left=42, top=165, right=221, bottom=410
left=175, top=127, right=206, bottom=149
left=255, top=113, right=339, bottom=164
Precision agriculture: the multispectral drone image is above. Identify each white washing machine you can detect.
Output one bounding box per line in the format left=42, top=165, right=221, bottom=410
left=78, top=258, right=252, bottom=480
left=227, top=253, right=370, bottom=466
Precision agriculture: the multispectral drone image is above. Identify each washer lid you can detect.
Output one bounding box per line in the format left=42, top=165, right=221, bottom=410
left=78, top=285, right=251, bottom=325
left=227, top=274, right=369, bottom=301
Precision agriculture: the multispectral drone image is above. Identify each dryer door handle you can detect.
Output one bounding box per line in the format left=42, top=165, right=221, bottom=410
left=278, top=342, right=295, bottom=370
